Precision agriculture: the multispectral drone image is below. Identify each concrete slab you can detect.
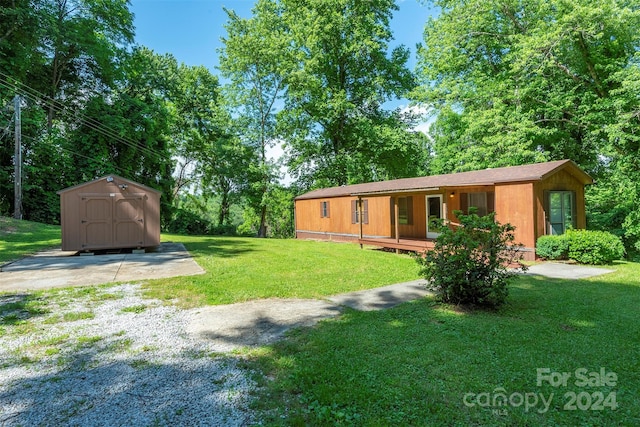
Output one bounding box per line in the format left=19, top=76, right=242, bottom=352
left=524, top=262, right=614, bottom=279
left=188, top=280, right=433, bottom=351
left=327, top=279, right=431, bottom=311
left=0, top=242, right=204, bottom=292
left=187, top=299, right=342, bottom=352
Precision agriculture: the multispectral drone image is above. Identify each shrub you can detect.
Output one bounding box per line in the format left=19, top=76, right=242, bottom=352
left=167, top=208, right=216, bottom=235
left=565, top=229, right=625, bottom=265
left=415, top=211, right=527, bottom=309
left=535, top=235, right=569, bottom=260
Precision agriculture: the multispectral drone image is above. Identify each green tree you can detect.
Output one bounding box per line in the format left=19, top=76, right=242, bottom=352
left=64, top=47, right=176, bottom=224
left=415, top=0, right=640, bottom=253
left=415, top=0, right=640, bottom=173
left=33, top=0, right=134, bottom=129
left=280, top=0, right=417, bottom=187
left=219, top=0, right=290, bottom=236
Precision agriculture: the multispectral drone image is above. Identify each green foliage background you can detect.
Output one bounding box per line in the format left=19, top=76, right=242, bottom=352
left=1, top=0, right=639, bottom=247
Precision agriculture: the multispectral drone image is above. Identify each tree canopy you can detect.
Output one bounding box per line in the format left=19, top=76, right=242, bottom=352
left=2, top=0, right=639, bottom=250
left=414, top=0, right=640, bottom=251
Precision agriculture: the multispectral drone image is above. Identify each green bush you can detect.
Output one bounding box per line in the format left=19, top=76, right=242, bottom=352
left=166, top=208, right=238, bottom=236
left=535, top=235, right=569, bottom=260
left=415, top=211, right=527, bottom=309
left=565, top=229, right=625, bottom=265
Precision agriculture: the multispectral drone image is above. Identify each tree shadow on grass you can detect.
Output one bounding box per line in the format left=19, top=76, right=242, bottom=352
left=178, top=237, right=257, bottom=259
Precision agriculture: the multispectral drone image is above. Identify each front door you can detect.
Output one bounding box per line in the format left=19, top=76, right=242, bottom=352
left=426, top=195, right=443, bottom=239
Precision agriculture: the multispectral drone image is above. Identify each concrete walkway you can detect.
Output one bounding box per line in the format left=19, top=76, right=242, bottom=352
left=524, top=262, right=614, bottom=279
left=0, top=247, right=616, bottom=352
left=0, top=243, right=204, bottom=292
left=186, top=279, right=431, bottom=352
left=186, top=263, right=616, bottom=351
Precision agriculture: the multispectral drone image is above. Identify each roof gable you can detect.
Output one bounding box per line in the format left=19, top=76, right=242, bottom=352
left=57, top=175, right=162, bottom=195
left=296, top=160, right=592, bottom=200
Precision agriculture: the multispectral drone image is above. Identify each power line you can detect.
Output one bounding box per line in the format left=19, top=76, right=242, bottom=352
left=0, top=78, right=164, bottom=163
left=20, top=134, right=134, bottom=177
left=0, top=73, right=167, bottom=163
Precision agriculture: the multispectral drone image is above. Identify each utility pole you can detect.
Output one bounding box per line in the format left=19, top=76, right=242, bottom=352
left=14, top=95, right=22, bottom=220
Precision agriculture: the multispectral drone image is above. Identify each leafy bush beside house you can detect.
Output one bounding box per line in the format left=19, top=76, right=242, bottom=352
left=566, top=229, right=625, bottom=265
left=535, top=235, right=569, bottom=260
left=415, top=211, right=526, bottom=309
left=536, top=230, right=625, bottom=265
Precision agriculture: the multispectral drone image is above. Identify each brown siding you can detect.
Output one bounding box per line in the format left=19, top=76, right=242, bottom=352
left=494, top=183, right=535, bottom=249
left=295, top=196, right=391, bottom=241
left=59, top=176, right=161, bottom=251
left=534, top=169, right=587, bottom=241
left=397, top=194, right=427, bottom=238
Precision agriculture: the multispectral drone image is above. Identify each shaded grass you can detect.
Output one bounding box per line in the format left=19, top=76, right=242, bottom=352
left=245, top=262, right=640, bottom=426
left=143, top=234, right=419, bottom=307
left=0, top=216, right=61, bottom=264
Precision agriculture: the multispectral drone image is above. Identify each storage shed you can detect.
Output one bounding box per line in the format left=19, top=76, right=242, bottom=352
left=57, top=175, right=161, bottom=252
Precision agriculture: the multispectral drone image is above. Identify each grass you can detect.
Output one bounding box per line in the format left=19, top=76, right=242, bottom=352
left=245, top=261, right=640, bottom=426
left=3, top=218, right=638, bottom=424
left=0, top=216, right=61, bottom=264
left=144, top=234, right=419, bottom=307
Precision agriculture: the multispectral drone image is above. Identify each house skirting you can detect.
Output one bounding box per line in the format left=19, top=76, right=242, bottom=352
left=295, top=230, right=389, bottom=243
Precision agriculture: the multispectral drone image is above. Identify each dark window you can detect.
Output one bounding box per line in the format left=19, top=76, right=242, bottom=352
left=547, top=191, right=575, bottom=235
left=398, top=196, right=413, bottom=225
left=460, top=192, right=495, bottom=216
left=320, top=201, right=330, bottom=218
left=351, top=199, right=369, bottom=224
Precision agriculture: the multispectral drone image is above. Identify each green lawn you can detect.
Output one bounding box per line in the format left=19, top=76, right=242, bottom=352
left=245, top=262, right=640, bottom=426
left=0, top=216, right=61, bottom=264
left=3, top=218, right=639, bottom=425
left=145, top=233, right=419, bottom=307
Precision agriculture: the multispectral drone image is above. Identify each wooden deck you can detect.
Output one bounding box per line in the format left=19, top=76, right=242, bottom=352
left=358, top=237, right=436, bottom=253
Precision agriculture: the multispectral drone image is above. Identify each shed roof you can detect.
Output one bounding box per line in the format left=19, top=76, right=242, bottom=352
left=57, top=175, right=162, bottom=195
left=295, top=160, right=592, bottom=200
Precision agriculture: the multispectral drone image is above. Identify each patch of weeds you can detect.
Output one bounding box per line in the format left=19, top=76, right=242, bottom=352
left=119, top=304, right=147, bottom=314
left=77, top=335, right=103, bottom=348
left=212, top=374, right=231, bottom=385
left=96, top=292, right=123, bottom=301
left=45, top=347, right=61, bottom=356
left=1, top=313, right=22, bottom=325
left=114, top=330, right=127, bottom=336
left=140, top=344, right=157, bottom=352
left=63, top=311, right=95, bottom=322
left=0, top=294, right=50, bottom=325
left=106, top=337, right=133, bottom=353
left=38, top=334, right=70, bottom=346
left=13, top=322, right=37, bottom=335
left=43, top=315, right=63, bottom=324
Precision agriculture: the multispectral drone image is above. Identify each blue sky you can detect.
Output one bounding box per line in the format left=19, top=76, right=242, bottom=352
left=129, top=0, right=437, bottom=76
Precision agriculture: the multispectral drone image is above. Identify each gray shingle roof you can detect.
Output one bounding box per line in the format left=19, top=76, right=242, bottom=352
left=295, top=160, right=592, bottom=200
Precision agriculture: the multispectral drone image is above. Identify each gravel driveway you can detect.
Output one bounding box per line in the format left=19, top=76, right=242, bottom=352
left=0, top=284, right=255, bottom=426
